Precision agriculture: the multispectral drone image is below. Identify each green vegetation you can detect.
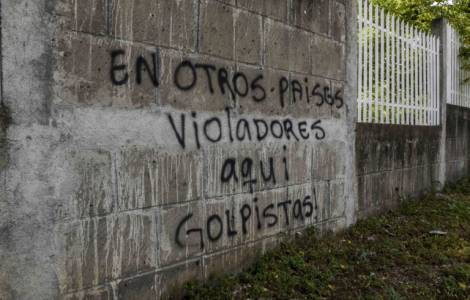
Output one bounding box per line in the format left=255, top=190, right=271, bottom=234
left=184, top=177, right=470, bottom=299
left=371, top=0, right=470, bottom=70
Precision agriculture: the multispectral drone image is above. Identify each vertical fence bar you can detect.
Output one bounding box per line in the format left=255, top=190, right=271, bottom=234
left=424, top=33, right=428, bottom=124
left=384, top=13, right=392, bottom=124
left=380, top=8, right=385, bottom=123
left=375, top=5, right=380, bottom=123
left=437, top=37, right=440, bottom=125
left=418, top=30, right=422, bottom=124
left=428, top=36, right=434, bottom=122
left=410, top=28, right=417, bottom=125
left=400, top=21, right=405, bottom=124
left=432, top=34, right=436, bottom=124
left=420, top=32, right=425, bottom=124
left=364, top=0, right=368, bottom=119
left=391, top=15, right=396, bottom=124
left=358, top=0, right=363, bottom=122
left=412, top=28, right=416, bottom=125
left=368, top=1, right=373, bottom=123
left=357, top=0, right=445, bottom=125
left=406, top=23, right=411, bottom=125
left=434, top=36, right=437, bottom=124
left=418, top=29, right=421, bottom=125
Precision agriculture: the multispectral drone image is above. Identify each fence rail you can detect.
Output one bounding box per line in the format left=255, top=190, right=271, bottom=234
left=357, top=0, right=440, bottom=126
left=448, top=25, right=470, bottom=108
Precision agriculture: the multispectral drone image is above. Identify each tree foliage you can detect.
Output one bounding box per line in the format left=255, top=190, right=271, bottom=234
left=371, top=0, right=470, bottom=69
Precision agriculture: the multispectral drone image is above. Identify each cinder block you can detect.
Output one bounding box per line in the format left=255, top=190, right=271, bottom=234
left=237, top=65, right=290, bottom=116
left=117, top=272, right=158, bottom=300
left=402, top=167, right=418, bottom=196
left=285, top=143, right=312, bottom=185
left=237, top=0, right=264, bottom=14
left=330, top=1, right=346, bottom=43
left=287, top=183, right=316, bottom=230
left=56, top=33, right=157, bottom=108
left=205, top=147, right=259, bottom=197
left=235, top=10, right=262, bottom=65
left=158, top=49, right=234, bottom=112
left=312, top=180, right=329, bottom=223
left=199, top=0, right=235, bottom=60
left=110, top=0, right=196, bottom=51
left=156, top=259, right=203, bottom=299
left=402, top=139, right=418, bottom=169
left=377, top=141, right=394, bottom=172
left=289, top=29, right=311, bottom=74
left=356, top=135, right=379, bottom=175
left=291, top=0, right=329, bottom=35
left=158, top=202, right=205, bottom=266
left=390, top=169, right=403, bottom=205
left=358, top=174, right=378, bottom=215
left=329, top=180, right=345, bottom=219
left=64, top=150, right=114, bottom=220
left=288, top=73, right=332, bottom=119
left=237, top=0, right=288, bottom=22
left=59, top=0, right=107, bottom=35
left=371, top=171, right=393, bottom=209
left=203, top=197, right=241, bottom=254
left=257, top=144, right=291, bottom=190
left=331, top=80, right=346, bottom=119
left=56, top=212, right=158, bottom=293
left=357, top=175, right=367, bottom=212
left=264, top=19, right=290, bottom=70
left=312, top=141, right=345, bottom=180
left=265, top=0, right=289, bottom=22
left=116, top=147, right=203, bottom=211
left=311, top=35, right=345, bottom=80
left=230, top=188, right=286, bottom=246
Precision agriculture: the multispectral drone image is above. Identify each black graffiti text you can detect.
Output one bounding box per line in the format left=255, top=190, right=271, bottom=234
left=110, top=49, right=159, bottom=87
left=166, top=108, right=326, bottom=149
left=220, top=150, right=289, bottom=193
left=174, top=60, right=266, bottom=102
left=279, top=77, right=344, bottom=109
left=175, top=193, right=319, bottom=250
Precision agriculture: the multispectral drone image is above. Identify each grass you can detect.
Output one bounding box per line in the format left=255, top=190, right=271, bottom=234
left=183, top=177, right=470, bottom=299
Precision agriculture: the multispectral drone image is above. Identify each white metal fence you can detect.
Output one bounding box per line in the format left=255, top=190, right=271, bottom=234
left=448, top=24, right=470, bottom=108
left=357, top=0, right=440, bottom=126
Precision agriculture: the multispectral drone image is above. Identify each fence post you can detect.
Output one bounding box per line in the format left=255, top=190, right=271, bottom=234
left=432, top=18, right=449, bottom=189
left=345, top=0, right=358, bottom=227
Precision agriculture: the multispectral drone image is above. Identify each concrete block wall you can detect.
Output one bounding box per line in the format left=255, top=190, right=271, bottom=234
left=0, top=0, right=357, bottom=299
left=2, top=1, right=469, bottom=298
left=356, top=125, right=442, bottom=218
left=355, top=104, right=470, bottom=219
left=446, top=105, right=470, bottom=181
